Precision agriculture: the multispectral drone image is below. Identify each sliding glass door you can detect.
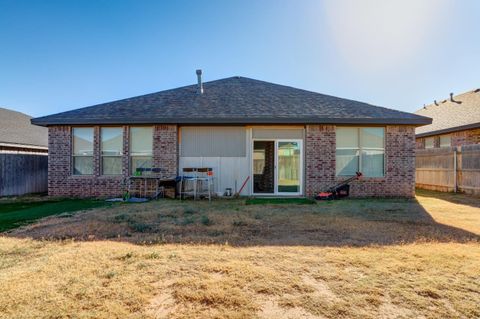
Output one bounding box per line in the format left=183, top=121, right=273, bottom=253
left=253, top=140, right=303, bottom=195
left=277, top=141, right=301, bottom=194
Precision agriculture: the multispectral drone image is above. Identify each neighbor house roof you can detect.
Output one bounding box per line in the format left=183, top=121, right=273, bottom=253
left=0, top=108, right=48, bottom=149
left=415, top=89, right=480, bottom=137
left=31, top=76, right=431, bottom=126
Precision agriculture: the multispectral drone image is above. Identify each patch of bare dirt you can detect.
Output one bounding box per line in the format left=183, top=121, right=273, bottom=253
left=146, top=280, right=176, bottom=319
left=378, top=301, right=423, bottom=319
left=302, top=276, right=339, bottom=302
left=259, top=298, right=326, bottom=319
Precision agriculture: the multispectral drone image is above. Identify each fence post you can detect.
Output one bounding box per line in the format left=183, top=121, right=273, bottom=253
left=453, top=148, right=457, bottom=193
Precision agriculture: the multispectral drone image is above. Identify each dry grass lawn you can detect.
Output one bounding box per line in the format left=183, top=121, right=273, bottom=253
left=1, top=190, right=479, bottom=318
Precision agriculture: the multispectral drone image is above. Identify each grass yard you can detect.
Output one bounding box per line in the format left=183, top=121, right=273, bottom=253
left=0, top=196, right=112, bottom=232
left=0, top=190, right=479, bottom=318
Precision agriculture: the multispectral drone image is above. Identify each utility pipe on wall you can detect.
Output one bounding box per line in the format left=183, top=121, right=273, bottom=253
left=453, top=148, right=457, bottom=193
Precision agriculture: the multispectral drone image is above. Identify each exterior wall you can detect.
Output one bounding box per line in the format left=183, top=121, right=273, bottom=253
left=305, top=125, right=336, bottom=197
left=48, top=123, right=416, bottom=198
left=179, top=126, right=251, bottom=196
left=452, top=128, right=480, bottom=146
left=48, top=125, right=178, bottom=197
left=305, top=125, right=416, bottom=198
left=416, top=127, right=480, bottom=149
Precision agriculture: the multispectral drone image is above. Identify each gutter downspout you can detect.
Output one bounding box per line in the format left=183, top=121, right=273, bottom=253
left=453, top=147, right=457, bottom=193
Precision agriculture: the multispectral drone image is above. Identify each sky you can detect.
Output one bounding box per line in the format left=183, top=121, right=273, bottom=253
left=1, top=0, right=479, bottom=117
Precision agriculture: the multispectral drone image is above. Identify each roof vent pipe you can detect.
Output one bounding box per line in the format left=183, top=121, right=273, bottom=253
left=450, top=92, right=462, bottom=104
left=196, top=69, right=204, bottom=95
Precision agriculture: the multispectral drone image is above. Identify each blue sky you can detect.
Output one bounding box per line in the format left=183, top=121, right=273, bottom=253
left=1, top=0, right=479, bottom=117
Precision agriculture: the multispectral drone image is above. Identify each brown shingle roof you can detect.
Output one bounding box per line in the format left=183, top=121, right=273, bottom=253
left=415, top=89, right=480, bottom=137
left=0, top=107, right=48, bottom=148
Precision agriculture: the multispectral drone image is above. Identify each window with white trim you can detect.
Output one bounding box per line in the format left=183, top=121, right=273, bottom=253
left=72, top=127, right=94, bottom=175
left=336, top=127, right=385, bottom=177
left=130, top=127, right=153, bottom=175
left=425, top=137, right=434, bottom=149
left=101, top=127, right=123, bottom=175
left=440, top=134, right=451, bottom=148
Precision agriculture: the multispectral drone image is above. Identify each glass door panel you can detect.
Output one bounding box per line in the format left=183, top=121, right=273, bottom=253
left=253, top=141, right=275, bottom=193
left=277, top=141, right=301, bottom=193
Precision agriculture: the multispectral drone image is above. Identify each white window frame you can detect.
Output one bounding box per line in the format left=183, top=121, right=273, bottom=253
left=336, top=127, right=385, bottom=177
left=251, top=138, right=304, bottom=196
left=439, top=134, right=451, bottom=148
left=129, top=126, right=154, bottom=175
left=101, top=127, right=123, bottom=175
left=72, top=127, right=94, bottom=176
left=425, top=137, right=435, bottom=149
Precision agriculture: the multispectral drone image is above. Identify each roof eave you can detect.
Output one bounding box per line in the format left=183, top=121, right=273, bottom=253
left=31, top=116, right=432, bottom=127
left=416, top=122, right=480, bottom=138
left=0, top=142, right=48, bottom=150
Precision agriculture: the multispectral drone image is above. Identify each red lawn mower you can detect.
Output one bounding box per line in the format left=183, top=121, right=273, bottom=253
left=315, top=172, right=362, bottom=200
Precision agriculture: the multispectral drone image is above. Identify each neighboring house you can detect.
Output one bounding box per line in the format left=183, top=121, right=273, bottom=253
left=415, top=89, right=480, bottom=149
left=0, top=107, right=48, bottom=196
left=31, top=72, right=430, bottom=198
left=0, top=107, right=48, bottom=153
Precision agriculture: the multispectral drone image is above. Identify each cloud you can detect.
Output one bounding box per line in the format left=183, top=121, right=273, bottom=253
left=322, top=0, right=454, bottom=73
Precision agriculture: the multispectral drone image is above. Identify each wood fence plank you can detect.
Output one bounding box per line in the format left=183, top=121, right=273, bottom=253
left=416, top=146, right=480, bottom=195
left=0, top=154, right=48, bottom=196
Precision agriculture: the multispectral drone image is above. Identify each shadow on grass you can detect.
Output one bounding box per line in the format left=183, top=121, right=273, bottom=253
left=4, top=194, right=480, bottom=247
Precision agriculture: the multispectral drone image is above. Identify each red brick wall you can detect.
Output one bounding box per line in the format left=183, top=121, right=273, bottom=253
left=416, top=128, right=480, bottom=149
left=50, top=123, right=415, bottom=198
left=305, top=125, right=416, bottom=198
left=452, top=128, right=480, bottom=146
left=305, top=125, right=336, bottom=197
left=48, top=125, right=178, bottom=197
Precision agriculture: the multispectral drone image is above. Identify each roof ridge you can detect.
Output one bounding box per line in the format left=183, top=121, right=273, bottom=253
left=0, top=107, right=33, bottom=119
left=416, top=88, right=480, bottom=112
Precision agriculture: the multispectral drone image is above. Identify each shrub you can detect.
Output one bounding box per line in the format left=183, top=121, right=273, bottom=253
left=145, top=252, right=161, bottom=259
left=104, top=271, right=116, bottom=279
left=118, top=252, right=134, bottom=260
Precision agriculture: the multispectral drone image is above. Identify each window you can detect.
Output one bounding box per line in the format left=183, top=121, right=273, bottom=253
left=130, top=127, right=153, bottom=174
left=72, top=127, right=94, bottom=175
left=440, top=134, right=451, bottom=148
left=101, top=127, right=123, bottom=175
left=425, top=137, right=434, bottom=149
left=336, top=127, right=385, bottom=177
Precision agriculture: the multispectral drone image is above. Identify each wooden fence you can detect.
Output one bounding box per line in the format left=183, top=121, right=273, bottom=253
left=0, top=154, right=48, bottom=196
left=416, top=144, right=480, bottom=195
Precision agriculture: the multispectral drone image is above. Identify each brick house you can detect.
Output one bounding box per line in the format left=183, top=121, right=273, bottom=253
left=415, top=89, right=480, bottom=149
left=32, top=73, right=430, bottom=198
